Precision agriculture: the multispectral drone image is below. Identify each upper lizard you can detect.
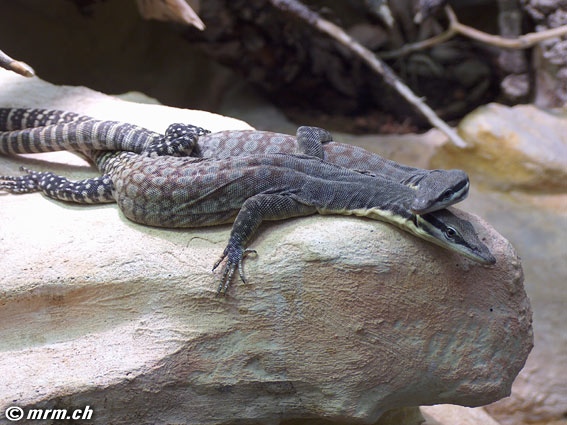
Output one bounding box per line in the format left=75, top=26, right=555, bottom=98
left=0, top=108, right=469, bottom=214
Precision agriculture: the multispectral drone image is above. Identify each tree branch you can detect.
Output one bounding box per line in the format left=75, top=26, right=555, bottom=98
left=0, top=49, right=35, bottom=77
left=270, top=0, right=468, bottom=148
left=382, top=6, right=567, bottom=59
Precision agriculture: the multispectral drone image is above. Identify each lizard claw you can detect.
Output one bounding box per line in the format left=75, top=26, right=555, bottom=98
left=212, top=246, right=257, bottom=296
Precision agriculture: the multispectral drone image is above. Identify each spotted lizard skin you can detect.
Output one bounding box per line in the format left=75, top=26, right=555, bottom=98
left=1, top=149, right=494, bottom=294
left=194, top=128, right=470, bottom=214
left=0, top=108, right=493, bottom=292
left=0, top=108, right=469, bottom=214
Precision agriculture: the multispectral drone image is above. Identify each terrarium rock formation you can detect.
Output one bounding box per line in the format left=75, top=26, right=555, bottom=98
left=0, top=72, right=533, bottom=424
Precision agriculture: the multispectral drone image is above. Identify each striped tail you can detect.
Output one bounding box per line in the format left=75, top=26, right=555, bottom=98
left=0, top=108, right=89, bottom=129
left=0, top=109, right=163, bottom=155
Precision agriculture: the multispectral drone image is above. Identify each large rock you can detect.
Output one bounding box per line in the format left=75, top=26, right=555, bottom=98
left=430, top=102, right=567, bottom=425
left=0, top=192, right=532, bottom=424
left=433, top=103, right=567, bottom=192
left=421, top=405, right=501, bottom=425
left=0, top=72, right=532, bottom=424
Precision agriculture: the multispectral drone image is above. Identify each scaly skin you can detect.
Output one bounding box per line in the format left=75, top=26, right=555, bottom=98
left=193, top=128, right=469, bottom=214
left=0, top=108, right=206, bottom=157
left=0, top=108, right=469, bottom=213
left=1, top=149, right=495, bottom=294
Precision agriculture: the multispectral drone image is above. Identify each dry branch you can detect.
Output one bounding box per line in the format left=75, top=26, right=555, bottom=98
left=382, top=6, right=567, bottom=59
left=270, top=0, right=468, bottom=148
left=0, top=49, right=34, bottom=77
left=136, top=0, right=205, bottom=30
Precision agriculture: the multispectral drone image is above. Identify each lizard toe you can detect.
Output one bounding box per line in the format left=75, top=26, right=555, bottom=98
left=0, top=167, right=42, bottom=194
left=237, top=249, right=257, bottom=283
left=214, top=246, right=257, bottom=296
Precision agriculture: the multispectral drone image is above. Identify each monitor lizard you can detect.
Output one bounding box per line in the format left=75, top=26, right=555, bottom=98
left=1, top=146, right=495, bottom=295
left=0, top=108, right=469, bottom=214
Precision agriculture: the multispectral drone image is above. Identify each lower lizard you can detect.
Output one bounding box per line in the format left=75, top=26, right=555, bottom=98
left=0, top=108, right=469, bottom=214
left=0, top=147, right=495, bottom=294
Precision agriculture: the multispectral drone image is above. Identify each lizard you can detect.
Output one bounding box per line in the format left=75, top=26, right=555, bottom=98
left=0, top=108, right=469, bottom=214
left=0, top=147, right=495, bottom=295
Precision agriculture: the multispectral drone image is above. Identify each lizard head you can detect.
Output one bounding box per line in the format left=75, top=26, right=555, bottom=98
left=413, top=208, right=496, bottom=265
left=410, top=169, right=470, bottom=214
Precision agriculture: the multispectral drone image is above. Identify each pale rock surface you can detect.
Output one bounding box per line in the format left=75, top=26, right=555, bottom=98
left=421, top=405, right=501, bottom=425
left=429, top=102, right=567, bottom=425
left=476, top=189, right=567, bottom=425
left=433, top=103, right=567, bottom=192
left=0, top=72, right=533, bottom=424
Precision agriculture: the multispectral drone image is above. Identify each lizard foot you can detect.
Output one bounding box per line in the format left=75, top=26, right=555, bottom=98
left=212, top=245, right=257, bottom=296
left=145, top=124, right=210, bottom=157
left=0, top=166, right=114, bottom=203
left=0, top=166, right=43, bottom=194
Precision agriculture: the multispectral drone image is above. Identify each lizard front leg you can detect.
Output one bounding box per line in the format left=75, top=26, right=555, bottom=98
left=213, top=193, right=316, bottom=295
left=0, top=167, right=115, bottom=204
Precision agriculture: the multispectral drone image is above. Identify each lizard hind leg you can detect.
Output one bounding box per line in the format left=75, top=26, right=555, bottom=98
left=0, top=166, right=115, bottom=204
left=296, top=126, right=333, bottom=158
left=145, top=123, right=210, bottom=157
left=1, top=166, right=42, bottom=194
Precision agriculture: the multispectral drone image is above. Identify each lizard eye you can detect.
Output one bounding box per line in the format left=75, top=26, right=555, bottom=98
left=444, top=226, right=458, bottom=240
